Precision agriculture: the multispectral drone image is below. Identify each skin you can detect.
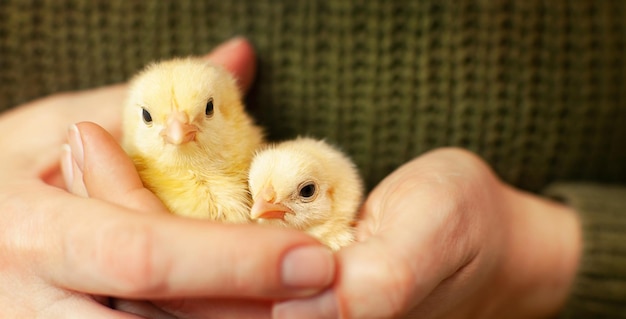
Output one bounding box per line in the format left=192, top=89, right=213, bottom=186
left=2, top=37, right=582, bottom=318
left=97, top=145, right=582, bottom=319
left=0, top=38, right=335, bottom=318
left=273, top=149, right=582, bottom=319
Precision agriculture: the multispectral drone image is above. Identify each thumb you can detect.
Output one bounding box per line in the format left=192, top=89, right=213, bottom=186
left=272, top=150, right=487, bottom=318
left=67, top=121, right=168, bottom=214
left=272, top=241, right=419, bottom=319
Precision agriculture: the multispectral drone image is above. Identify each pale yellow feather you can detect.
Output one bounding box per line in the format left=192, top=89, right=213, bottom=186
left=249, top=137, right=364, bottom=250
left=122, top=57, right=264, bottom=222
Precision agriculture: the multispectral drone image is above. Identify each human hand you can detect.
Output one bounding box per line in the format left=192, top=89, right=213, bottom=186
left=274, top=148, right=582, bottom=319
left=0, top=38, right=335, bottom=318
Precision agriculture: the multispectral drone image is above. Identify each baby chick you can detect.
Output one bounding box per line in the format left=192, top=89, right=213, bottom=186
left=248, top=137, right=363, bottom=250
left=122, top=58, right=264, bottom=222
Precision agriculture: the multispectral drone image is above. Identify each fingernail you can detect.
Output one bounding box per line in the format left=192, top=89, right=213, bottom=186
left=281, top=246, right=335, bottom=290
left=68, top=124, right=84, bottom=170
left=273, top=290, right=338, bottom=319
left=60, top=144, right=73, bottom=190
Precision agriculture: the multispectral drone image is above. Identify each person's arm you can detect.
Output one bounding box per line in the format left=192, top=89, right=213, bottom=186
left=544, top=183, right=626, bottom=318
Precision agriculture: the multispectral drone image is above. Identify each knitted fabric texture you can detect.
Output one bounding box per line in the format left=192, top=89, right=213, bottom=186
left=1, top=0, right=624, bottom=191
left=545, top=183, right=626, bottom=318
left=1, top=1, right=625, bottom=317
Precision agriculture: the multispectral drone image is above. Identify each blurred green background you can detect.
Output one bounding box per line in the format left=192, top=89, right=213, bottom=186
left=1, top=0, right=624, bottom=191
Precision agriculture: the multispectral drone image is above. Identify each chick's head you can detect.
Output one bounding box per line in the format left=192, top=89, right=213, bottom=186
left=248, top=138, right=363, bottom=230
left=122, top=58, right=262, bottom=167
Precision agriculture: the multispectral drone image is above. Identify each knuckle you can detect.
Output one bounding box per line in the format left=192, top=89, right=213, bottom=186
left=92, top=222, right=164, bottom=295
left=376, top=257, right=416, bottom=318
left=348, top=249, right=416, bottom=318
left=0, top=185, right=43, bottom=262
left=386, top=259, right=418, bottom=317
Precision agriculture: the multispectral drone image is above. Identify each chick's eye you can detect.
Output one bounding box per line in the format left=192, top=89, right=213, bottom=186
left=205, top=98, right=214, bottom=117
left=142, top=108, right=153, bottom=124
left=298, top=182, right=317, bottom=200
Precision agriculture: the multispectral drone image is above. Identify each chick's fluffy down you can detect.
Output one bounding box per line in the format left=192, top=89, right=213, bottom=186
left=249, top=137, right=363, bottom=250
left=122, top=58, right=264, bottom=222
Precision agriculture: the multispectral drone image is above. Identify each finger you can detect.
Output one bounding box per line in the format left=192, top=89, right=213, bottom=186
left=274, top=242, right=410, bottom=319
left=26, top=188, right=334, bottom=300
left=36, top=296, right=146, bottom=319
left=115, top=299, right=271, bottom=319
left=3, top=37, right=256, bottom=185
left=13, top=37, right=254, bottom=143
left=0, top=270, right=136, bottom=319
left=158, top=299, right=271, bottom=319
left=112, top=300, right=177, bottom=319
left=70, top=122, right=167, bottom=213
left=274, top=150, right=490, bottom=318
left=202, top=37, right=257, bottom=93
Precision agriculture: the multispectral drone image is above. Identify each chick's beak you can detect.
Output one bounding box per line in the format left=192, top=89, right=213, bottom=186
left=161, top=111, right=198, bottom=145
left=250, top=199, right=293, bottom=220
left=251, top=187, right=293, bottom=220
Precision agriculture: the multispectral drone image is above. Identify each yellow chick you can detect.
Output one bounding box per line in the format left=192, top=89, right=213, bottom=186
left=248, top=137, right=364, bottom=250
left=122, top=58, right=264, bottom=222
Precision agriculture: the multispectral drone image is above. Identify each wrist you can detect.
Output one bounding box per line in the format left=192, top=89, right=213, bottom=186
left=494, top=186, right=581, bottom=318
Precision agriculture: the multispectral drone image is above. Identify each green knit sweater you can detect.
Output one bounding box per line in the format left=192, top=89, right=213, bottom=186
left=1, top=1, right=624, bottom=317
